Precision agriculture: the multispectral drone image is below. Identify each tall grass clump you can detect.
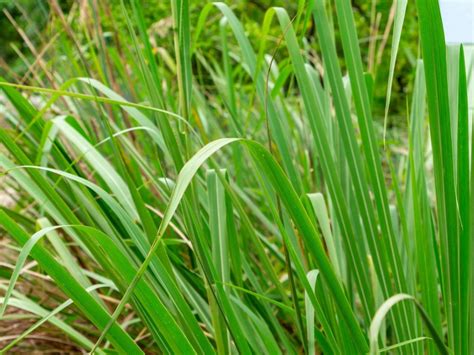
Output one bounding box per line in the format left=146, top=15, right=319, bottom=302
left=0, top=0, right=472, bottom=353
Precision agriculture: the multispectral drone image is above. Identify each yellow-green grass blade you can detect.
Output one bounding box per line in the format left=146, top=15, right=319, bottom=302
left=369, top=294, right=449, bottom=355
left=383, top=0, right=408, bottom=143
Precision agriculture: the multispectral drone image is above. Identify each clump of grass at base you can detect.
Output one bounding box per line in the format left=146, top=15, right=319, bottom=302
left=0, top=0, right=472, bottom=353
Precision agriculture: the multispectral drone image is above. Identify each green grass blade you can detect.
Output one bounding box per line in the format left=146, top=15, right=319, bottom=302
left=0, top=211, right=142, bottom=353
left=206, top=169, right=230, bottom=354
left=457, top=45, right=470, bottom=355
left=272, top=7, right=374, bottom=326
left=415, top=0, right=460, bottom=352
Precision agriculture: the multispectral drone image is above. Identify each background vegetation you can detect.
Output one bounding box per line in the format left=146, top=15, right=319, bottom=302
left=1, top=0, right=418, bottom=122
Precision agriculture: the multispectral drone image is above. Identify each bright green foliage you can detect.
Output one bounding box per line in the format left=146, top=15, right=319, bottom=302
left=0, top=0, right=472, bottom=354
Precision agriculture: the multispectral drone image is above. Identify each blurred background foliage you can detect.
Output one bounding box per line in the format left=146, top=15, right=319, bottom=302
left=0, top=0, right=418, bottom=128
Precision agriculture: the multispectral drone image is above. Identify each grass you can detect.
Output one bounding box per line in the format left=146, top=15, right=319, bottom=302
left=0, top=0, right=472, bottom=353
